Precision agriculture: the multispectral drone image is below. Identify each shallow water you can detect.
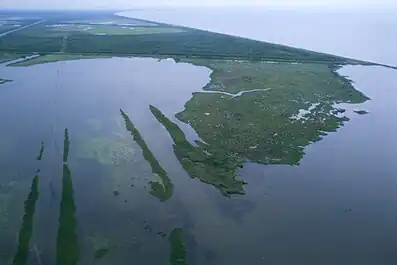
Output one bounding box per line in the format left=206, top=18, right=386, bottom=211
left=0, top=57, right=214, bottom=264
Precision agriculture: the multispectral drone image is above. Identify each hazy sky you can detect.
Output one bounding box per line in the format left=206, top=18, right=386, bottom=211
left=1, top=0, right=396, bottom=9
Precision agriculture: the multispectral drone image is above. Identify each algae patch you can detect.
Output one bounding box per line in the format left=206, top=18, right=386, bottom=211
left=75, top=137, right=136, bottom=166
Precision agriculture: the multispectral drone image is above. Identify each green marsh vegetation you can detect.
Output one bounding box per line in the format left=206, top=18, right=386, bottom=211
left=0, top=13, right=374, bottom=65
left=169, top=228, right=188, bottom=265
left=121, top=58, right=371, bottom=196
left=57, top=128, right=80, bottom=265
left=354, top=110, right=369, bottom=115
left=36, top=141, right=44, bottom=161
left=176, top=60, right=369, bottom=166
left=63, top=128, right=70, bottom=163
left=120, top=109, right=174, bottom=201
left=12, top=141, right=44, bottom=265
left=12, top=175, right=39, bottom=265
left=150, top=105, right=246, bottom=196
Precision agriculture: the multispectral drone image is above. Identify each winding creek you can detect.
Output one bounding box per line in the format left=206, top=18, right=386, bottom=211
left=198, top=88, right=273, bottom=99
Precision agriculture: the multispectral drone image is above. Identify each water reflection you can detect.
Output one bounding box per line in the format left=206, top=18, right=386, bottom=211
left=56, top=129, right=80, bottom=265
left=150, top=105, right=246, bottom=197
left=120, top=109, right=173, bottom=201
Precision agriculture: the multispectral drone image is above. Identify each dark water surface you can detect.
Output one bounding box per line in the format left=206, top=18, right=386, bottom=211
left=0, top=10, right=396, bottom=265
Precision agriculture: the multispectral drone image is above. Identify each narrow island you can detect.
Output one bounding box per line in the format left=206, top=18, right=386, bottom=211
left=354, top=110, right=369, bottom=115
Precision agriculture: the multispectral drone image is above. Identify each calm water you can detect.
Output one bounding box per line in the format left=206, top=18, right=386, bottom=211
left=0, top=9, right=396, bottom=265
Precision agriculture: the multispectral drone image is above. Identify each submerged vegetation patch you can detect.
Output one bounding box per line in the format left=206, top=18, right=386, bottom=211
left=75, top=137, right=136, bottom=166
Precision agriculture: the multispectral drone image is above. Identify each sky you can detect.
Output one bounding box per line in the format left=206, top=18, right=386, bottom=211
left=1, top=0, right=396, bottom=9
